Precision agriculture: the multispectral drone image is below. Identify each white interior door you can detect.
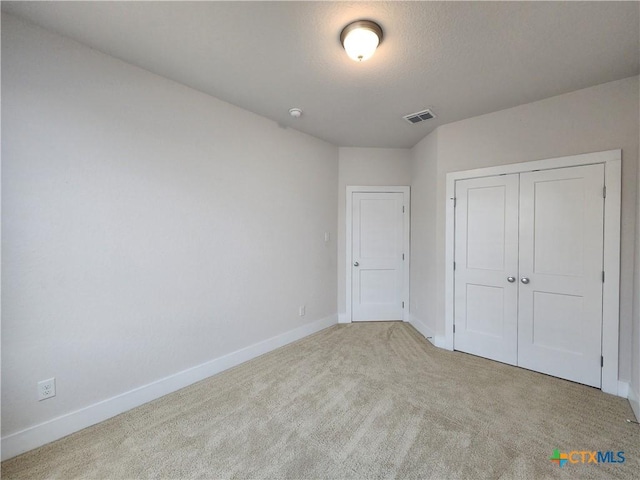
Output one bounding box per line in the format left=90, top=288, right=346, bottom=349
left=352, top=192, right=404, bottom=321
left=454, top=174, right=520, bottom=365
left=517, top=164, right=604, bottom=387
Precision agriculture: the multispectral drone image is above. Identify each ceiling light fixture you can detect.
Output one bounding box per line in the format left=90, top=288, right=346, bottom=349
left=340, top=20, right=383, bottom=62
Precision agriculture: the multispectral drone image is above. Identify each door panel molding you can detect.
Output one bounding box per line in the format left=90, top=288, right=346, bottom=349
left=346, top=186, right=410, bottom=323
left=445, top=150, right=621, bottom=395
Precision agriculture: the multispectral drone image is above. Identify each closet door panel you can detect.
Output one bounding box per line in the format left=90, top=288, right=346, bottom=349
left=453, top=174, right=519, bottom=365
left=517, top=164, right=604, bottom=387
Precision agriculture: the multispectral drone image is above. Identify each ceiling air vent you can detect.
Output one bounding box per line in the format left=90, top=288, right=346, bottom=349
left=403, top=109, right=436, bottom=124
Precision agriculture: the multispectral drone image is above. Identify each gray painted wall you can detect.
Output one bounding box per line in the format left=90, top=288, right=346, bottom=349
left=633, top=129, right=640, bottom=415
left=409, top=131, right=438, bottom=335
left=2, top=15, right=338, bottom=436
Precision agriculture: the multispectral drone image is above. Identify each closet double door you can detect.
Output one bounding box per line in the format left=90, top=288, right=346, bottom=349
left=454, top=164, right=605, bottom=387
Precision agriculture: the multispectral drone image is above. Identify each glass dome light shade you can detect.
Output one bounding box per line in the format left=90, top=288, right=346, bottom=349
left=340, top=20, right=383, bottom=62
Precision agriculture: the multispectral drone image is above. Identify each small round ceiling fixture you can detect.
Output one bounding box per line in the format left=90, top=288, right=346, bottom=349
left=340, top=20, right=383, bottom=62
left=289, top=108, right=302, bottom=118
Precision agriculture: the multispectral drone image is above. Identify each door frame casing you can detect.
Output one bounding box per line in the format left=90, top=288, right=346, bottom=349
left=444, top=150, right=621, bottom=395
left=346, top=186, right=411, bottom=324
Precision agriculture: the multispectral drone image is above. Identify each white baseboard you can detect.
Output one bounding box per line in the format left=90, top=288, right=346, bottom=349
left=338, top=313, right=350, bottom=324
left=629, top=385, right=640, bottom=422
left=1, top=314, right=337, bottom=461
left=617, top=381, right=629, bottom=398
left=408, top=314, right=446, bottom=348
left=433, top=337, right=447, bottom=348
left=409, top=314, right=434, bottom=341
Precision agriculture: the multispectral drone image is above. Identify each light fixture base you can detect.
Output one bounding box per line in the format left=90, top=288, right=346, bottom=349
left=340, top=20, right=383, bottom=46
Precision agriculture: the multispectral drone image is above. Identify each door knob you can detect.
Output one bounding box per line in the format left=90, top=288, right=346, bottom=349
left=353, top=261, right=359, bottom=267
left=521, top=277, right=530, bottom=284
left=507, top=276, right=516, bottom=283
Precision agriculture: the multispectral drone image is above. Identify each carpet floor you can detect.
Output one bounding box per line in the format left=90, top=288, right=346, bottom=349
left=2, top=322, right=639, bottom=479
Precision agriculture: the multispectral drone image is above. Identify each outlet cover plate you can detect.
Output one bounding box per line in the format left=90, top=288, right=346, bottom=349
left=38, top=377, right=56, bottom=401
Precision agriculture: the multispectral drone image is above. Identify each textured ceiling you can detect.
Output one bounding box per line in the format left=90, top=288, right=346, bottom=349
left=3, top=1, right=639, bottom=148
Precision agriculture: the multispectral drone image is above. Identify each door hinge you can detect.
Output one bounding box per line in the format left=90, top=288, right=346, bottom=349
left=453, top=261, right=456, bottom=270
left=601, top=356, right=604, bottom=367
left=402, top=301, right=405, bottom=309
left=402, top=253, right=405, bottom=260
left=602, top=271, right=605, bottom=283
left=453, top=324, right=456, bottom=333
left=603, top=186, right=607, bottom=199
left=452, top=197, right=457, bottom=207
left=402, top=205, right=405, bottom=213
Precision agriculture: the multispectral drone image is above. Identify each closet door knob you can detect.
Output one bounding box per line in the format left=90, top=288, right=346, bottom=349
left=353, top=261, right=359, bottom=267
left=521, top=277, right=530, bottom=284
left=507, top=276, right=516, bottom=283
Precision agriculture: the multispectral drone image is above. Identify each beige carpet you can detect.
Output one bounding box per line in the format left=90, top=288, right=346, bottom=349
left=2, top=322, right=639, bottom=479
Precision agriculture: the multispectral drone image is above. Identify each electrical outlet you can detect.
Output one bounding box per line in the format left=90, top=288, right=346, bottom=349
left=299, top=305, right=306, bottom=317
left=38, top=378, right=56, bottom=401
